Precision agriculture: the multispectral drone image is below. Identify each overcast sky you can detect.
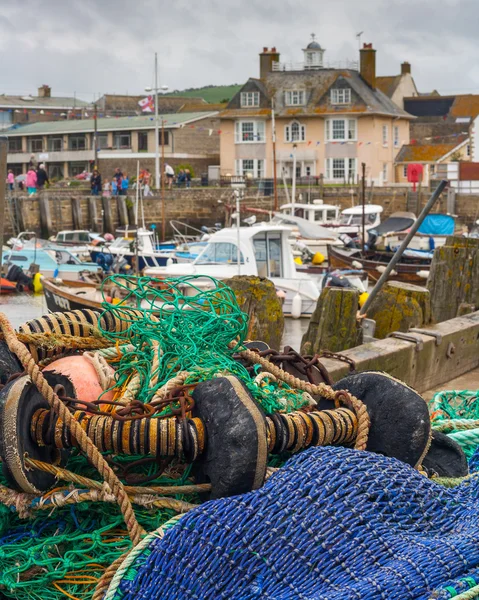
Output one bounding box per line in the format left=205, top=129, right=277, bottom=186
left=0, top=0, right=477, bottom=100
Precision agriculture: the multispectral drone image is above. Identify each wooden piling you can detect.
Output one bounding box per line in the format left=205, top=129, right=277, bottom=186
left=428, top=237, right=479, bottom=323
left=71, top=197, right=83, bottom=230
left=88, top=197, right=99, bottom=231
left=101, top=197, right=114, bottom=234
left=38, top=193, right=52, bottom=239
left=116, top=197, right=129, bottom=227
left=367, top=281, right=431, bottom=339
left=301, top=287, right=361, bottom=354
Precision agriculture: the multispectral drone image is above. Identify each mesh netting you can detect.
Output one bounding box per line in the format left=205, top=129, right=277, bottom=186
left=109, top=446, right=479, bottom=600
left=97, top=274, right=311, bottom=414
left=430, top=390, right=479, bottom=459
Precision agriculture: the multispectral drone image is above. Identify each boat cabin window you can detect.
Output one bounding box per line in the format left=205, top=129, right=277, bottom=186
left=293, top=208, right=304, bottom=218
left=52, top=250, right=79, bottom=265
left=196, top=242, right=244, bottom=265
left=340, top=213, right=378, bottom=226
left=253, top=233, right=283, bottom=278
left=7, top=254, right=28, bottom=262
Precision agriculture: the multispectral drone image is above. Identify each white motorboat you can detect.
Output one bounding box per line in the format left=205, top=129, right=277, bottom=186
left=335, top=204, right=384, bottom=237
left=144, top=223, right=367, bottom=318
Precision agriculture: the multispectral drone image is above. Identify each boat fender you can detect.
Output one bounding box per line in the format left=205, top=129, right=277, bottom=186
left=376, top=265, right=386, bottom=274
left=291, top=293, right=302, bottom=319
left=332, top=371, right=430, bottom=468
left=166, top=257, right=174, bottom=266
left=0, top=341, right=22, bottom=384
left=417, top=270, right=430, bottom=279
left=312, top=252, right=325, bottom=265
left=422, top=431, right=468, bottom=478
left=192, top=376, right=268, bottom=499
left=43, top=356, right=115, bottom=403
left=359, top=292, right=369, bottom=308
left=32, top=273, right=43, bottom=294
left=294, top=256, right=303, bottom=266
left=0, top=375, right=69, bottom=494
left=351, top=260, right=363, bottom=270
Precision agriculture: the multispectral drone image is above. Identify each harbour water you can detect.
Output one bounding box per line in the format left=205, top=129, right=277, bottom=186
left=0, top=293, right=309, bottom=347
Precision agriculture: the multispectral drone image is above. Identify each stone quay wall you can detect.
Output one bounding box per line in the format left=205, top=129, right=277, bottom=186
left=3, top=186, right=478, bottom=239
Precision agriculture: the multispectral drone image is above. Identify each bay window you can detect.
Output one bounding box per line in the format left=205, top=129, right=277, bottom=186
left=325, top=158, right=357, bottom=182
left=235, top=120, right=265, bottom=143
left=235, top=159, right=265, bottom=178
left=325, top=118, right=357, bottom=142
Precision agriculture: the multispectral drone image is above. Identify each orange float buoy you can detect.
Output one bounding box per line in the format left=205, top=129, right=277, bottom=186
left=43, top=355, right=115, bottom=402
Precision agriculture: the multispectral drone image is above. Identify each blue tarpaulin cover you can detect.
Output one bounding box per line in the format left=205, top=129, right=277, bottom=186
left=417, top=214, right=455, bottom=235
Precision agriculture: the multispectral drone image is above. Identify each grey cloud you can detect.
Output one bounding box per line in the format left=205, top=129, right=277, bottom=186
left=0, top=0, right=477, bottom=100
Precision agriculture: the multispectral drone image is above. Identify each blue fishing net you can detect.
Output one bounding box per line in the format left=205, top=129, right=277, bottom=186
left=112, top=446, right=479, bottom=600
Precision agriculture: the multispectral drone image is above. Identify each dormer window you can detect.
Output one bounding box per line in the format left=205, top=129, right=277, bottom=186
left=284, top=90, right=306, bottom=106
left=331, top=88, right=351, bottom=104
left=241, top=92, right=260, bottom=107
left=285, top=120, right=306, bottom=143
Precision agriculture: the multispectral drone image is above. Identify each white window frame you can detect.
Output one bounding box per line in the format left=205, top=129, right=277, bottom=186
left=235, top=158, right=265, bottom=179
left=467, top=144, right=471, bottom=157
left=240, top=91, right=260, bottom=108
left=284, top=90, right=306, bottom=106
left=331, top=88, right=351, bottom=105
left=325, top=158, right=357, bottom=182
left=382, top=125, right=389, bottom=147
left=325, top=118, right=357, bottom=142
left=382, top=162, right=388, bottom=183
left=394, top=126, right=399, bottom=148
left=234, top=120, right=266, bottom=143
left=285, top=120, right=306, bottom=143
left=403, top=165, right=408, bottom=177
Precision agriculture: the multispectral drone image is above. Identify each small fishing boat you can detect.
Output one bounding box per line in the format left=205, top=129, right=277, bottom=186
left=43, top=278, right=103, bottom=312
left=386, top=214, right=456, bottom=251
left=145, top=223, right=367, bottom=317
left=1, top=246, right=102, bottom=281
left=334, top=204, right=384, bottom=237
left=328, top=244, right=432, bottom=284
left=0, top=278, right=18, bottom=294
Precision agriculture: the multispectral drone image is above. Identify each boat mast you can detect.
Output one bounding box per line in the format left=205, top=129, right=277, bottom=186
left=271, top=100, right=279, bottom=211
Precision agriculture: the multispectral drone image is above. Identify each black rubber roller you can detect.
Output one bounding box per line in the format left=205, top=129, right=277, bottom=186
left=0, top=375, right=68, bottom=494
left=0, top=341, right=22, bottom=384
left=422, top=430, right=468, bottom=478
left=332, top=371, right=430, bottom=468
left=192, top=375, right=268, bottom=499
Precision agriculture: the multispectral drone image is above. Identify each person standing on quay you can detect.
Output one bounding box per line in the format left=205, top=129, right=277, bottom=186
left=185, top=168, right=191, bottom=189
left=165, top=163, right=175, bottom=190
left=120, top=173, right=129, bottom=196
left=26, top=165, right=37, bottom=195
left=6, top=170, right=14, bottom=191
left=36, top=163, right=49, bottom=190
left=91, top=169, right=102, bottom=196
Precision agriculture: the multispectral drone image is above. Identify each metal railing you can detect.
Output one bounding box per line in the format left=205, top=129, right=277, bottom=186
left=272, top=60, right=359, bottom=72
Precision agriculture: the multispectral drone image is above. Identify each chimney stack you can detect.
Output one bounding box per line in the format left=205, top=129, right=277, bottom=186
left=259, top=47, right=280, bottom=79
left=38, top=85, right=51, bottom=98
left=401, top=61, right=411, bottom=75
left=360, top=43, right=376, bottom=89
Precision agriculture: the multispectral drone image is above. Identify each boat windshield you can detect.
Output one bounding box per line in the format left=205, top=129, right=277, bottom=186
left=341, top=213, right=377, bottom=226
left=195, top=242, right=244, bottom=265
left=47, top=249, right=81, bottom=265
left=110, top=238, right=132, bottom=249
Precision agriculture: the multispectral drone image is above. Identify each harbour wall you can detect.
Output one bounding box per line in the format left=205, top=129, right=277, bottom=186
left=3, top=186, right=478, bottom=238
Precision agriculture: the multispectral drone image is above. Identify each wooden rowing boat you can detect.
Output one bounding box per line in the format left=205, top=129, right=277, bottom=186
left=328, top=245, right=432, bottom=284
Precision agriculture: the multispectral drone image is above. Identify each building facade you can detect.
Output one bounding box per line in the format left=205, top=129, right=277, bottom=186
left=6, top=111, right=220, bottom=179
left=376, top=62, right=418, bottom=109
left=0, top=85, right=90, bottom=130
left=220, top=39, right=412, bottom=186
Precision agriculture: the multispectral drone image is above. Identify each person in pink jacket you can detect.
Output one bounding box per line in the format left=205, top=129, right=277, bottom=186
left=26, top=167, right=37, bottom=195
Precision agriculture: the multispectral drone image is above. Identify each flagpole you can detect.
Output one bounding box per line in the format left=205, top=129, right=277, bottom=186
left=154, top=52, right=160, bottom=191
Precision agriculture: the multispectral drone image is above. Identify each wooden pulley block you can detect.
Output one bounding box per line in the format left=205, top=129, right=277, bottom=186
left=192, top=375, right=268, bottom=499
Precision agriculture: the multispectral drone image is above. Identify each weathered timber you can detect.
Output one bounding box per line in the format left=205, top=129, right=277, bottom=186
left=457, top=302, right=476, bottom=316
left=318, top=311, right=479, bottom=393
left=101, top=197, right=114, bottom=234
left=71, top=197, right=83, bottom=230
left=428, top=240, right=479, bottom=323
left=88, top=197, right=99, bottom=231
left=301, top=287, right=361, bottom=354
left=223, top=276, right=284, bottom=350
left=367, top=281, right=431, bottom=339
left=14, top=197, right=25, bottom=232
left=38, top=193, right=52, bottom=239
left=116, top=197, right=129, bottom=227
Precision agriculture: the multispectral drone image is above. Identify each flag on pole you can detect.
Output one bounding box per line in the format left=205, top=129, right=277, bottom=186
left=138, top=96, right=154, bottom=113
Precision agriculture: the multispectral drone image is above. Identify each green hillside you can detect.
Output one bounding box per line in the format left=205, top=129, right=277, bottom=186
left=168, top=84, right=241, bottom=104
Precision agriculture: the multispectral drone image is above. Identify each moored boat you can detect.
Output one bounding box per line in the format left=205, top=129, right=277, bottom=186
left=328, top=244, right=432, bottom=284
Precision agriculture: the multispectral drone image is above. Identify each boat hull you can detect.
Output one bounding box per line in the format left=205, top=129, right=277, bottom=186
left=328, top=245, right=431, bottom=285
left=43, top=279, right=102, bottom=313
